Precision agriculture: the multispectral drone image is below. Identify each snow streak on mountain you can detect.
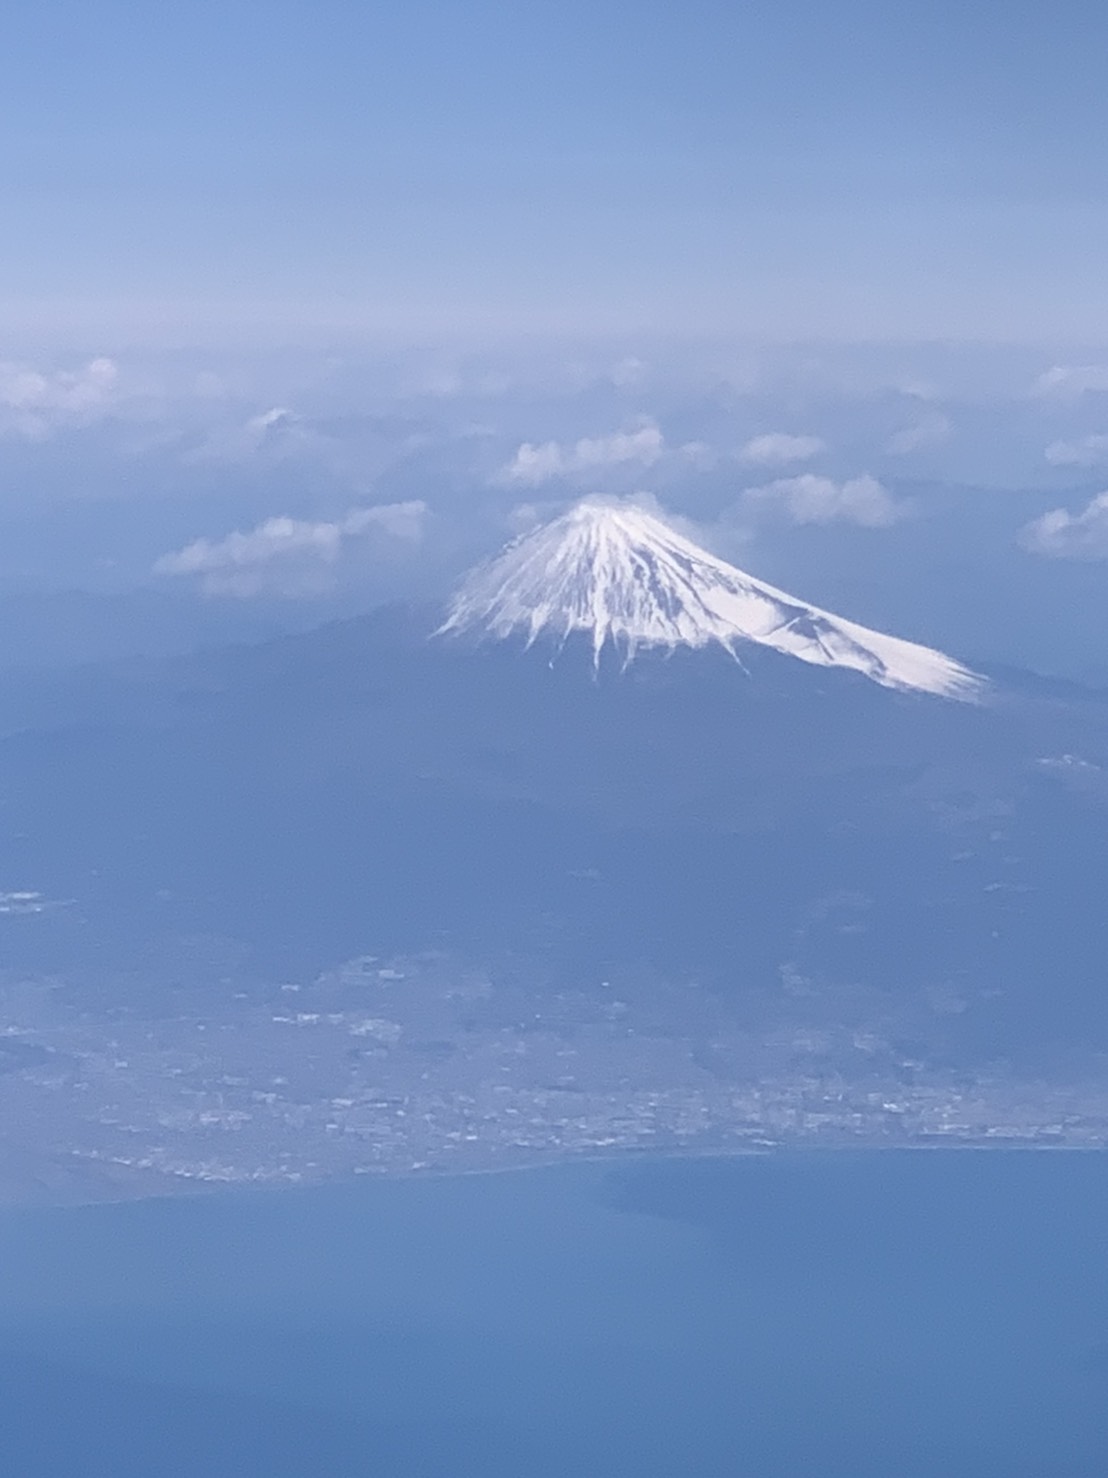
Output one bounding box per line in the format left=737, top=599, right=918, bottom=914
left=441, top=498, right=982, bottom=698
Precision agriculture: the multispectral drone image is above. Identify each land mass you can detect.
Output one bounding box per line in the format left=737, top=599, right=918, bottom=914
left=3, top=950, right=1106, bottom=1206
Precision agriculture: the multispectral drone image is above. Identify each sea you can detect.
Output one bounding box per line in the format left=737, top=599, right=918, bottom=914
left=0, top=1151, right=1105, bottom=1476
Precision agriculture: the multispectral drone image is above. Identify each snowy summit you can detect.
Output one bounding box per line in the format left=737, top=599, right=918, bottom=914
left=440, top=498, right=982, bottom=698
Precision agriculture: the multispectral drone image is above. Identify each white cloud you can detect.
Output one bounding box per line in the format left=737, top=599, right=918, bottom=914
left=0, top=357, right=119, bottom=435
left=739, top=432, right=825, bottom=466
left=1044, top=434, right=1108, bottom=467
left=155, top=500, right=428, bottom=596
left=499, top=421, right=665, bottom=485
left=1033, top=364, right=1108, bottom=398
left=743, top=473, right=904, bottom=528
left=504, top=440, right=566, bottom=484
left=246, top=406, right=296, bottom=436
left=885, top=413, right=952, bottom=455
left=1020, top=493, right=1108, bottom=558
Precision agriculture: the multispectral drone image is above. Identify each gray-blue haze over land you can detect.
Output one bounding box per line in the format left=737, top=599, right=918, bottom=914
left=2, top=493, right=1108, bottom=1195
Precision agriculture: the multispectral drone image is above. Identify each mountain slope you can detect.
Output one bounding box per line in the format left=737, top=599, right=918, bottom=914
left=440, top=498, right=981, bottom=698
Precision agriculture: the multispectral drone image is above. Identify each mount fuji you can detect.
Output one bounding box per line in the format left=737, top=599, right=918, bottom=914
left=441, top=498, right=980, bottom=699
left=0, top=501, right=1106, bottom=1076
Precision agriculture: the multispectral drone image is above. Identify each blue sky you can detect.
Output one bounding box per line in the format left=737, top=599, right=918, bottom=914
left=5, top=0, right=1108, bottom=340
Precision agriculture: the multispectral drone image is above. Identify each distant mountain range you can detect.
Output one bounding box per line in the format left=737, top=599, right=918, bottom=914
left=0, top=499, right=1106, bottom=1074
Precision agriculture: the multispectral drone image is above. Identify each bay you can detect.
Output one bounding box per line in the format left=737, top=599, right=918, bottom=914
left=0, top=1152, right=1105, bottom=1476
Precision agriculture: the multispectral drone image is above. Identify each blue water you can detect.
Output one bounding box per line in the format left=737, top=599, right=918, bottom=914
left=0, top=1153, right=1105, bottom=1476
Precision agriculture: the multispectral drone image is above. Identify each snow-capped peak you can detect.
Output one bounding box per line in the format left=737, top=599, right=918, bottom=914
left=439, top=498, right=982, bottom=698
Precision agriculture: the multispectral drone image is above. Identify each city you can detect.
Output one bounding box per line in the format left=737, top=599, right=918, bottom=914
left=3, top=951, right=1105, bottom=1204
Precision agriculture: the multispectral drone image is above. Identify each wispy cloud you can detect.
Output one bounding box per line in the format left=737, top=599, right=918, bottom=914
left=1033, top=365, right=1108, bottom=398
left=743, top=473, right=904, bottom=528
left=1020, top=493, right=1108, bottom=558
left=1044, top=434, right=1108, bottom=467
left=609, top=356, right=647, bottom=387
left=183, top=405, right=317, bottom=465
left=155, top=501, right=428, bottom=596
left=0, top=357, right=119, bottom=436
left=885, top=413, right=951, bottom=455
left=498, top=421, right=665, bottom=485
left=739, top=432, right=824, bottom=466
